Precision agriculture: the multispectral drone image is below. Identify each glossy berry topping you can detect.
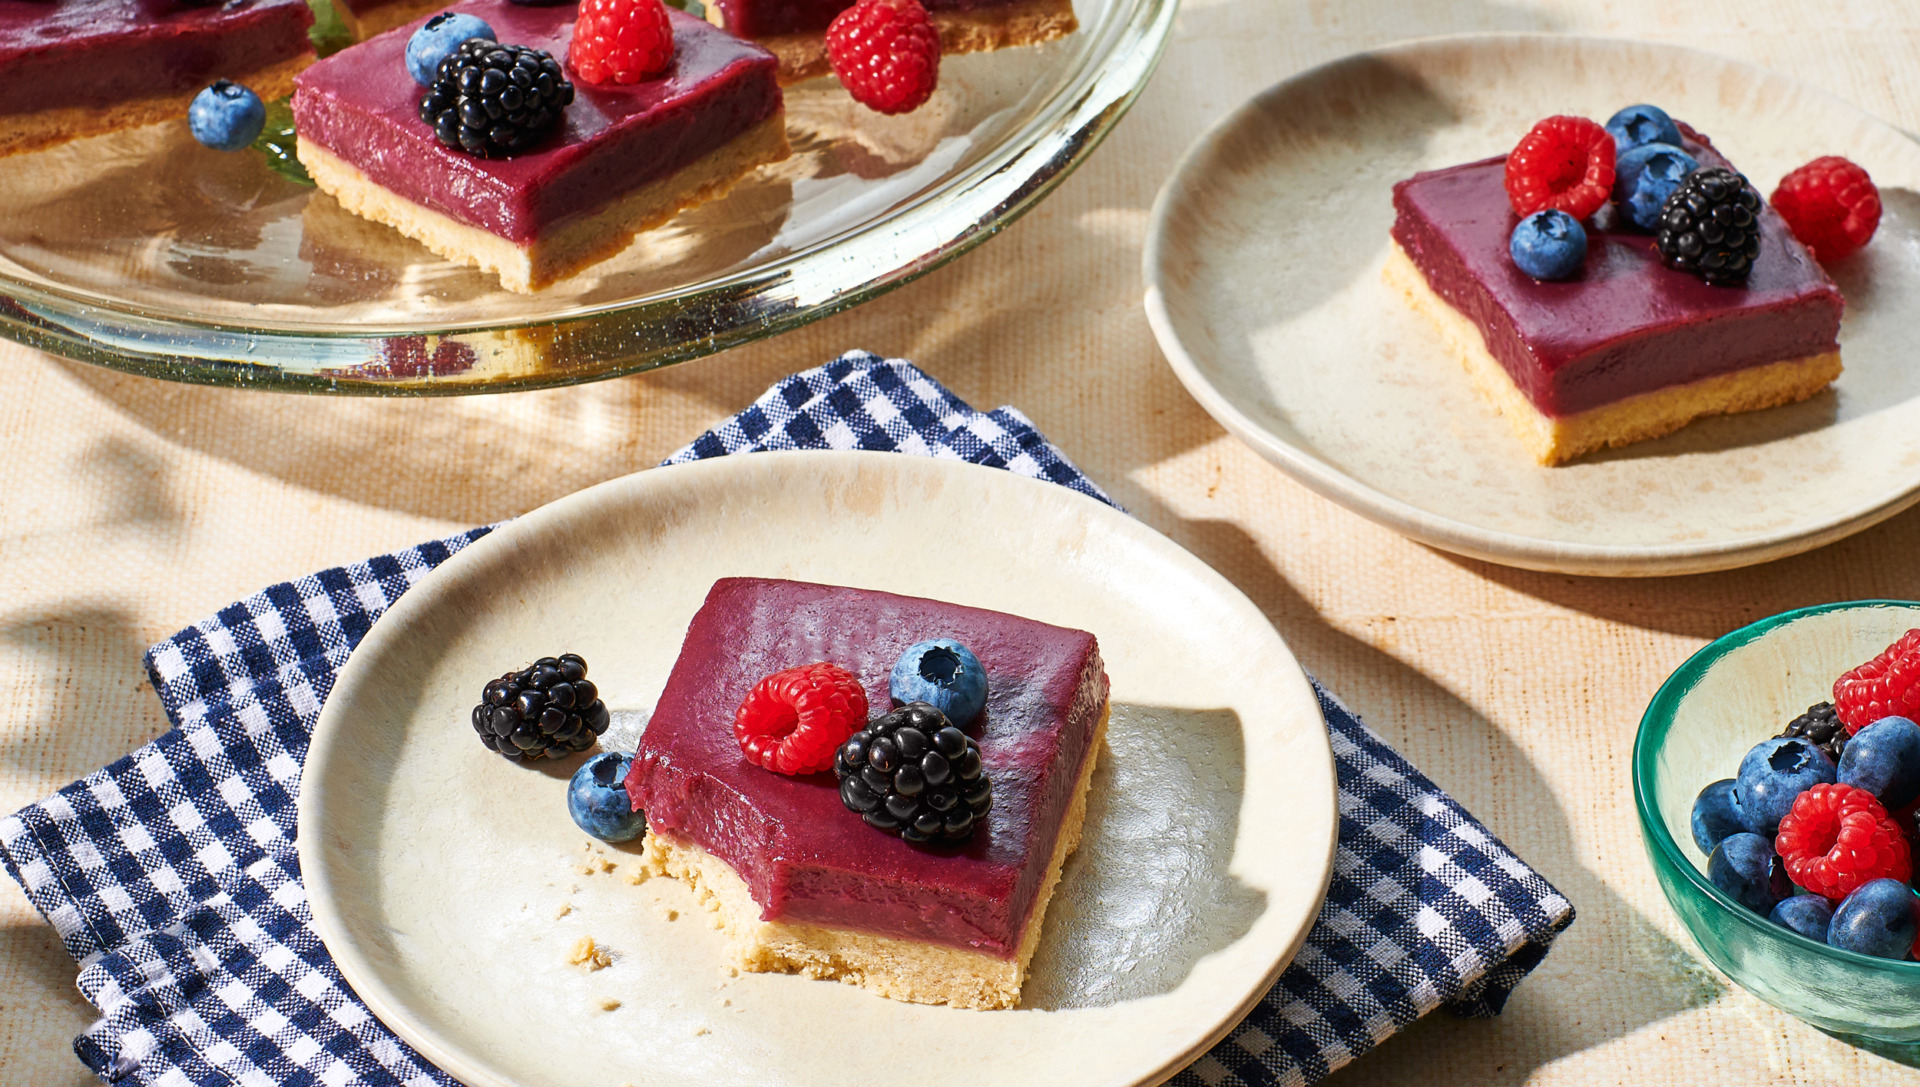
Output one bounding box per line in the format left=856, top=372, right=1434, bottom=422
left=1771, top=155, right=1881, bottom=263
left=834, top=702, right=991, bottom=843
left=188, top=80, right=266, bottom=152
left=418, top=39, right=573, bottom=158
left=1508, top=208, right=1587, bottom=280
left=1504, top=115, right=1615, bottom=220
left=1835, top=629, right=1920, bottom=735
left=570, top=0, right=675, bottom=86
left=890, top=639, right=987, bottom=726
left=472, top=652, right=610, bottom=761
left=826, top=0, right=940, bottom=115
left=406, top=12, right=496, bottom=87
left=734, top=663, right=869, bottom=775
left=1775, top=782, right=1912, bottom=902
left=567, top=751, right=646, bottom=841
left=1612, top=142, right=1697, bottom=232
left=1603, top=103, right=1682, bottom=154
left=1654, top=167, right=1763, bottom=286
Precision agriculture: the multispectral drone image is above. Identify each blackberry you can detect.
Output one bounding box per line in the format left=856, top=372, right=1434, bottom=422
left=471, top=652, right=610, bottom=761
left=1778, top=701, right=1848, bottom=763
left=418, top=39, right=573, bottom=158
left=834, top=702, right=991, bottom=844
left=1654, top=166, right=1763, bottom=286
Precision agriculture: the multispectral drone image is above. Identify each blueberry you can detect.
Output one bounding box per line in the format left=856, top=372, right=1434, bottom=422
left=566, top=752, right=645, bottom=842
left=1771, top=894, right=1836, bottom=942
left=1508, top=209, right=1587, bottom=281
left=1613, top=142, right=1699, bottom=231
left=1733, top=736, right=1836, bottom=836
left=405, top=12, right=496, bottom=87
left=1708, top=832, right=1789, bottom=914
left=1690, top=778, right=1746, bottom=854
left=1604, top=104, right=1682, bottom=154
left=1828, top=878, right=1919, bottom=959
left=890, top=640, right=988, bottom=727
left=1838, top=715, right=1920, bottom=810
left=188, top=80, right=266, bottom=152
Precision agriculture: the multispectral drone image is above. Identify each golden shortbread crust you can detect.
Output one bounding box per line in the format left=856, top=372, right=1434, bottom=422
left=0, top=53, right=311, bottom=159
left=297, top=111, right=789, bottom=294
left=641, top=703, right=1109, bottom=1010
left=337, top=0, right=446, bottom=41
left=1384, top=242, right=1842, bottom=465
left=712, top=0, right=1077, bottom=84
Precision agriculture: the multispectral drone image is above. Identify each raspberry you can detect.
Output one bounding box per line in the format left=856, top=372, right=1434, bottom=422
left=1504, top=115, right=1616, bottom=221
left=570, top=0, right=674, bottom=86
left=734, top=663, right=870, bottom=775
left=1834, top=629, right=1920, bottom=734
left=826, top=0, right=939, bottom=115
left=1775, top=783, right=1912, bottom=901
left=1772, top=155, right=1881, bottom=263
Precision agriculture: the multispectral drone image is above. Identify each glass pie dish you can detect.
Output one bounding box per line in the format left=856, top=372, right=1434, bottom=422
left=0, top=0, right=1171, bottom=393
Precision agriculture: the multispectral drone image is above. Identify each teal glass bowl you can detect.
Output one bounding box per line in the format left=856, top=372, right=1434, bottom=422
left=1634, top=600, right=1920, bottom=1044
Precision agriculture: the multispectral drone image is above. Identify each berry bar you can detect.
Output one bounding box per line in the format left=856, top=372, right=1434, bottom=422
left=0, top=0, right=313, bottom=157
left=1388, top=122, right=1844, bottom=465
left=292, top=0, right=787, bottom=293
left=627, top=577, right=1109, bottom=1009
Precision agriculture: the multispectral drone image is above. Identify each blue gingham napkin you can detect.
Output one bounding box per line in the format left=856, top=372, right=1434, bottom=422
left=1, top=351, right=1573, bottom=1087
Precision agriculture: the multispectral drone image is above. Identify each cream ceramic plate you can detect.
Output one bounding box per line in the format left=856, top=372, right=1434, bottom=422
left=1144, top=35, right=1920, bottom=577
left=299, top=452, right=1336, bottom=1087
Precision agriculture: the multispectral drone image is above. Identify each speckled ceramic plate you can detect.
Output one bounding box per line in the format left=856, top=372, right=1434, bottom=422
left=1144, top=35, right=1920, bottom=577
left=298, top=452, right=1336, bottom=1087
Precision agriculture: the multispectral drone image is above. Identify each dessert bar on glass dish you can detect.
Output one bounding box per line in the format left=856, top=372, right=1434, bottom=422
left=707, top=0, right=1075, bottom=83
left=0, top=0, right=313, bottom=157
left=292, top=0, right=788, bottom=293
left=628, top=577, right=1108, bottom=1010
left=331, top=0, right=443, bottom=42
left=1388, top=123, right=1843, bottom=465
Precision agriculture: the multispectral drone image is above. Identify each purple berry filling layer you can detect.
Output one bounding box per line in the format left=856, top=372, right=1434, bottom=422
left=292, top=0, right=779, bottom=243
left=628, top=578, right=1107, bottom=958
left=1390, top=126, right=1843, bottom=419
left=0, top=0, right=313, bottom=117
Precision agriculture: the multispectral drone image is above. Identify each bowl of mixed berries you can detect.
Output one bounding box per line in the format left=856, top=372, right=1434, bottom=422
left=1635, top=601, right=1920, bottom=1043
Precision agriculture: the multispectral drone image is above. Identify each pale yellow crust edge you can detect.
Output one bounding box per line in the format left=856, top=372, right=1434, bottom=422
left=641, top=702, right=1109, bottom=1009
left=715, top=0, right=1078, bottom=85
left=336, top=0, right=447, bottom=41
left=297, top=111, right=789, bottom=294
left=1383, top=241, right=1843, bottom=466
left=0, top=53, right=312, bottom=159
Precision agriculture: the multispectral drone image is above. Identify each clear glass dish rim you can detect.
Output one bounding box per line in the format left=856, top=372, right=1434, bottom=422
left=1631, top=597, right=1920, bottom=977
left=0, top=0, right=1177, bottom=393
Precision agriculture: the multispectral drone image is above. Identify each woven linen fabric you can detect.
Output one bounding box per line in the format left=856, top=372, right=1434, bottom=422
left=1, top=351, right=1572, bottom=1087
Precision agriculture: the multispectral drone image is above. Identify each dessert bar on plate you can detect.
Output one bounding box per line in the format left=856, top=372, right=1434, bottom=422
left=1388, top=124, right=1843, bottom=465
left=0, top=0, right=313, bottom=157
left=707, top=0, right=1076, bottom=83
left=293, top=0, right=788, bottom=293
left=629, top=576, right=1108, bottom=1009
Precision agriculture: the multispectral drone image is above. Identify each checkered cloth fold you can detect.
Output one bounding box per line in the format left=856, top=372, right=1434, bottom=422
left=2, top=351, right=1572, bottom=1087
